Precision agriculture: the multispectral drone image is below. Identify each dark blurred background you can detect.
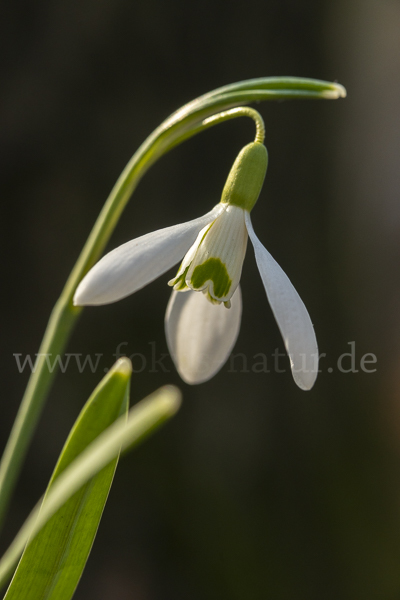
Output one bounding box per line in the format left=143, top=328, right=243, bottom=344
left=1, top=0, right=400, bottom=598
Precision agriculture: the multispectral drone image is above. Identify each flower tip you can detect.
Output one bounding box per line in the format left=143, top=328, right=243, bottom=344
left=292, top=368, right=318, bottom=391
left=73, top=282, right=86, bottom=306
left=73, top=278, right=98, bottom=306
left=179, top=371, right=210, bottom=386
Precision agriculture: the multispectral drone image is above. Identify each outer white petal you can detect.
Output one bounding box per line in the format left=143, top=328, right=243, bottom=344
left=74, top=204, right=224, bottom=305
left=245, top=212, right=318, bottom=390
left=165, top=286, right=242, bottom=384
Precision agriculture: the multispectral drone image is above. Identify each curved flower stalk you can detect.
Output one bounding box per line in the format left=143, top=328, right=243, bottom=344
left=75, top=134, right=318, bottom=390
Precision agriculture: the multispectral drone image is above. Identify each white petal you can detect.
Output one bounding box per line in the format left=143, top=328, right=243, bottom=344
left=74, top=204, right=223, bottom=305
left=165, top=286, right=242, bottom=384
left=245, top=212, right=318, bottom=390
left=186, top=204, right=248, bottom=302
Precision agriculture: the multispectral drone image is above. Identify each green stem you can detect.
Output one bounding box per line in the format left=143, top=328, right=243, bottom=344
left=0, top=76, right=346, bottom=529
left=201, top=107, right=265, bottom=143
left=192, top=107, right=265, bottom=145
left=0, top=302, right=80, bottom=529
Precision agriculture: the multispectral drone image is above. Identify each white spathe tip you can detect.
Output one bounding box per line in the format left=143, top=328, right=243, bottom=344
left=165, top=287, right=242, bottom=385
left=322, top=83, right=347, bottom=99
left=335, top=83, right=347, bottom=98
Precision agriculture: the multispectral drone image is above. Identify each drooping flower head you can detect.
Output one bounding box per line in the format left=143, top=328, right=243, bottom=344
left=74, top=136, right=318, bottom=389
left=169, top=142, right=267, bottom=308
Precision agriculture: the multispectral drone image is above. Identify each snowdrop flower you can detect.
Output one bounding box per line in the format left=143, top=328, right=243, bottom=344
left=74, top=141, right=318, bottom=389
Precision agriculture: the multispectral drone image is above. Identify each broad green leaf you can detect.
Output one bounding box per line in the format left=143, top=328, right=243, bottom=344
left=0, top=382, right=181, bottom=593
left=4, top=357, right=132, bottom=600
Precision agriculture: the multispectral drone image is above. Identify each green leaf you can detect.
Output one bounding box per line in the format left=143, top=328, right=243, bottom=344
left=0, top=382, right=181, bottom=594
left=3, top=357, right=132, bottom=600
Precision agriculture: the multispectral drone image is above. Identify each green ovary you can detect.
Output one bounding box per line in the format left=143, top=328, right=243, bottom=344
left=190, top=258, right=232, bottom=299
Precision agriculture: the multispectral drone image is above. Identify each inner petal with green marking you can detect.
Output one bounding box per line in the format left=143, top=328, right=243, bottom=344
left=190, top=258, right=232, bottom=299
left=169, top=204, right=248, bottom=306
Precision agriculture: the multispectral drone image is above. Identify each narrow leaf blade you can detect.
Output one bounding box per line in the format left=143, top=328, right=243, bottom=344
left=4, top=357, right=132, bottom=600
